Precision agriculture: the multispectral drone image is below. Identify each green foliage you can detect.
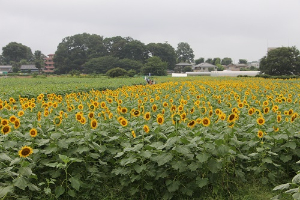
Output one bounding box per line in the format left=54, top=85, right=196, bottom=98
left=221, top=57, right=233, bottom=65
left=83, top=56, right=119, bottom=74
left=183, top=66, right=193, bottom=72
left=260, top=46, right=300, bottom=75
left=54, top=33, right=107, bottom=74
left=212, top=57, right=221, bottom=65
left=2, top=42, right=33, bottom=63
left=176, top=42, right=195, bottom=63
left=239, top=59, right=248, bottom=64
left=106, top=67, right=128, bottom=77
left=142, top=56, right=167, bottom=76
left=216, top=64, right=224, bottom=71
left=205, top=58, right=213, bottom=64
left=195, top=57, right=205, bottom=64
left=147, top=42, right=177, bottom=70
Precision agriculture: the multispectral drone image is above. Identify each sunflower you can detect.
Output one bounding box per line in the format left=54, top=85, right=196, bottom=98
left=257, top=117, right=265, bottom=125
left=163, top=102, right=168, bottom=107
left=88, top=112, right=95, bottom=119
left=133, top=110, right=140, bottom=117
left=91, top=119, right=97, bottom=129
left=238, top=103, right=244, bottom=108
left=215, top=109, right=221, bottom=115
left=180, top=112, right=187, bottom=121
left=227, top=113, right=236, bottom=122
left=248, top=108, right=254, bottom=116
left=29, top=128, right=38, bottom=137
left=37, top=111, right=42, bottom=121
left=100, top=102, right=106, bottom=108
left=273, top=126, right=279, bottom=132
left=1, top=119, right=9, bottom=126
left=288, top=109, right=293, bottom=115
left=152, top=104, right=157, bottom=112
left=18, top=146, right=33, bottom=158
left=120, top=118, right=128, bottom=127
left=196, top=118, right=202, bottom=124
left=80, top=117, right=87, bottom=124
left=178, top=105, right=184, bottom=112
left=14, top=119, right=20, bottom=129
left=131, top=130, right=136, bottom=138
left=143, top=125, right=150, bottom=133
left=18, top=110, right=25, bottom=117
left=121, top=107, right=127, bottom=114
left=75, top=112, right=82, bottom=121
left=156, top=114, right=164, bottom=125
left=53, top=116, right=62, bottom=126
left=144, top=112, right=151, bottom=121
left=78, top=103, right=84, bottom=110
left=277, top=115, right=282, bottom=123
left=1, top=125, right=11, bottom=135
left=257, top=130, right=264, bottom=138
left=187, top=120, right=196, bottom=128
left=202, top=117, right=210, bottom=127
left=263, top=107, right=270, bottom=114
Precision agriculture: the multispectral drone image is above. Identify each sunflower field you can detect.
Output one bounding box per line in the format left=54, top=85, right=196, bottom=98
left=1, top=76, right=300, bottom=199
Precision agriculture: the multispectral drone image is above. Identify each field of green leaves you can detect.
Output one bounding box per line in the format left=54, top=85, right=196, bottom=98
left=1, top=76, right=300, bottom=199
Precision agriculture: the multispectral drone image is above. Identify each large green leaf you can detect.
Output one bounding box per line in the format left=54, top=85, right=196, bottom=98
left=55, top=186, right=65, bottom=198
left=0, top=185, right=14, bottom=198
left=196, top=152, right=210, bottom=163
left=151, top=153, right=173, bottom=166
left=14, top=177, right=27, bottom=190
left=69, top=177, right=80, bottom=191
left=0, top=153, right=12, bottom=161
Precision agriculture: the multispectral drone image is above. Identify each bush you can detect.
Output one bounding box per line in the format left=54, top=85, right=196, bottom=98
left=106, top=67, right=127, bottom=78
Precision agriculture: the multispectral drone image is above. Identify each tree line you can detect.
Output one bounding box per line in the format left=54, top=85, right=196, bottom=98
left=0, top=33, right=240, bottom=76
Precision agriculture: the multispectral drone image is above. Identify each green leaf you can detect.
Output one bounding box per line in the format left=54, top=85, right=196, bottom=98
left=44, top=188, right=51, bottom=195
left=120, top=155, right=137, bottom=166
left=284, top=141, right=297, bottom=150
left=14, top=177, right=27, bottom=190
left=68, top=189, right=76, bottom=197
left=77, top=146, right=90, bottom=154
left=151, top=153, right=173, bottom=166
left=150, top=141, right=164, bottom=150
left=166, top=180, right=180, bottom=193
left=0, top=153, right=12, bottom=161
left=292, top=193, right=300, bottom=200
left=280, top=155, right=292, bottom=163
left=174, top=145, right=190, bottom=155
left=188, top=162, right=200, bottom=171
left=273, top=183, right=290, bottom=191
left=114, top=152, right=124, bottom=158
left=140, top=150, right=152, bottom=158
left=196, top=177, right=208, bottom=188
left=10, top=158, right=21, bottom=166
left=58, top=139, right=69, bottom=149
left=208, top=159, right=222, bottom=173
left=262, top=157, right=273, bottom=164
left=134, top=164, right=147, bottom=173
left=69, top=177, right=80, bottom=191
left=55, top=186, right=65, bottom=198
left=171, top=160, right=187, bottom=172
left=196, top=152, right=210, bottom=163
left=36, top=139, right=50, bottom=146
left=59, top=154, right=70, bottom=164
left=292, top=174, right=300, bottom=184
left=0, top=185, right=14, bottom=198
left=18, top=167, right=32, bottom=177
left=50, top=132, right=61, bottom=140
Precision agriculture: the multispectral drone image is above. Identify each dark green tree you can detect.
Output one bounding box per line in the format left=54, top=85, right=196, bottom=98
left=205, top=58, right=213, bottom=64
left=195, top=57, right=204, bottom=65
left=2, top=42, right=33, bottom=63
left=11, top=61, right=21, bottom=73
left=106, top=67, right=127, bottom=78
left=117, top=58, right=143, bottom=73
left=212, top=58, right=221, bottom=65
left=183, top=66, right=193, bottom=72
left=259, top=46, right=300, bottom=75
left=54, top=33, right=106, bottom=74
left=176, top=42, right=194, bottom=63
left=103, top=36, right=128, bottom=58
left=141, top=56, right=167, bottom=76
left=122, top=39, right=148, bottom=62
left=147, top=42, right=176, bottom=70
left=216, top=64, right=224, bottom=71
left=34, top=50, right=46, bottom=74
left=221, top=57, right=233, bottom=65
left=239, top=59, right=247, bottom=64
left=83, top=56, right=119, bottom=74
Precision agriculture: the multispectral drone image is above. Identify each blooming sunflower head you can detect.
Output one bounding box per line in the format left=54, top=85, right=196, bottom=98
left=257, top=117, right=265, bottom=125
left=156, top=114, right=164, bottom=125
left=202, top=117, right=210, bottom=127
left=1, top=125, right=11, bottom=135
left=144, top=112, right=151, bottom=121
left=143, top=125, right=150, bottom=133
left=257, top=130, right=264, bottom=138
left=29, top=128, right=38, bottom=137
left=187, top=120, right=196, bottom=128
left=91, top=119, right=97, bottom=129
left=18, top=146, right=33, bottom=158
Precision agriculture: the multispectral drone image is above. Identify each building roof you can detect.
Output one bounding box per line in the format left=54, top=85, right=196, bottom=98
left=194, top=63, right=217, bottom=68
left=20, top=65, right=38, bottom=70
left=176, top=62, right=193, bottom=66
left=0, top=65, right=13, bottom=72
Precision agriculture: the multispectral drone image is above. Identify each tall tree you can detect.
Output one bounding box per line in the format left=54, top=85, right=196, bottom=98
left=176, top=42, right=194, bottom=63
left=205, top=58, right=213, bottom=64
left=83, top=56, right=119, bottom=74
left=195, top=57, right=204, bottom=65
left=54, top=33, right=106, bottom=74
left=221, top=57, right=233, bottom=65
left=260, top=46, right=300, bottom=75
left=103, top=36, right=129, bottom=59
left=141, top=56, right=167, bottom=76
left=238, top=59, right=247, bottom=64
left=122, top=39, right=148, bottom=62
left=212, top=58, right=221, bottom=65
left=2, top=42, right=33, bottom=63
left=34, top=50, right=46, bottom=74
left=147, top=42, right=176, bottom=70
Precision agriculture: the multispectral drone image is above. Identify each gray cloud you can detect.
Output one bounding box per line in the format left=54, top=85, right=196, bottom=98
left=1, top=0, right=299, bottom=62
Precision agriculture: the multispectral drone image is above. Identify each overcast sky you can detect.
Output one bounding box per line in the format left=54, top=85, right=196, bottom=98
left=1, top=0, right=299, bottom=63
